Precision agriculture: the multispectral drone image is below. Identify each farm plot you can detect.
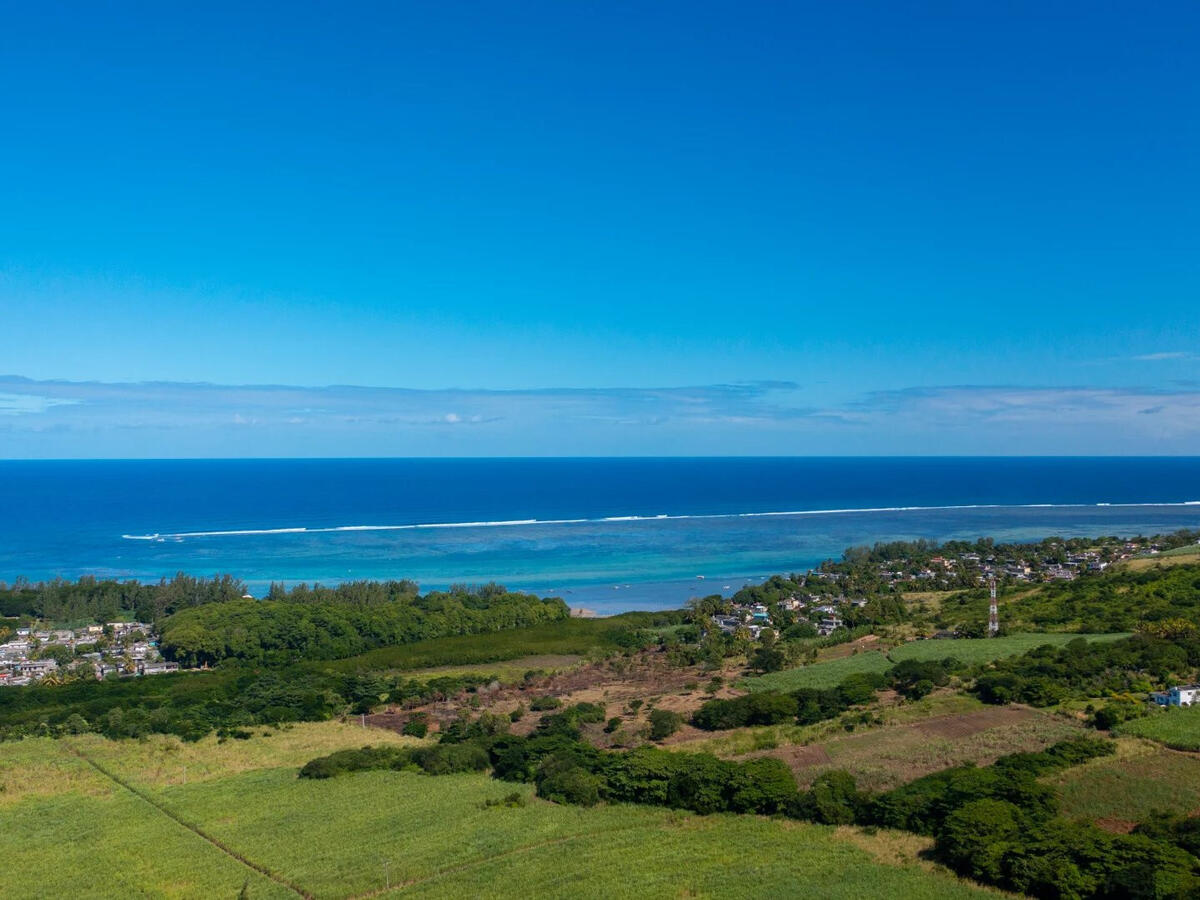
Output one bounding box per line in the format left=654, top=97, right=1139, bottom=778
left=770, top=705, right=1086, bottom=792
left=0, top=723, right=997, bottom=899
left=1114, top=705, right=1200, bottom=751
left=887, top=632, right=1130, bottom=666
left=1053, top=739, right=1200, bottom=829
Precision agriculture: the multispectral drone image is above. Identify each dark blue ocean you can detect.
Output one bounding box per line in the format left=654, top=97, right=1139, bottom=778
left=2, top=458, right=1199, bottom=613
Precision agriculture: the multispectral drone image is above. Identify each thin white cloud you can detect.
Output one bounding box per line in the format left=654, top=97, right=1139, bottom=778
left=0, top=392, right=80, bottom=416
left=1132, top=352, right=1197, bottom=361
left=0, top=376, right=810, bottom=433
left=840, top=385, right=1200, bottom=438
left=2, top=377, right=1199, bottom=456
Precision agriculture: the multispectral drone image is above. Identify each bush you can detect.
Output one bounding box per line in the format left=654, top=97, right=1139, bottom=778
left=402, top=713, right=429, bottom=738
left=936, top=799, right=1026, bottom=884
left=1090, top=699, right=1147, bottom=730
left=648, top=709, right=683, bottom=741
left=298, top=745, right=412, bottom=779
left=530, top=696, right=561, bottom=711
left=837, top=672, right=886, bottom=706
left=692, top=691, right=798, bottom=730
left=889, top=659, right=952, bottom=701
left=480, top=791, right=526, bottom=809
left=538, top=766, right=602, bottom=806
left=728, top=757, right=799, bottom=814
left=796, top=770, right=864, bottom=825
left=410, top=742, right=490, bottom=775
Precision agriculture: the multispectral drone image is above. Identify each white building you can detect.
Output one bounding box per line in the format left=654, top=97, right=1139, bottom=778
left=1169, top=685, right=1200, bottom=707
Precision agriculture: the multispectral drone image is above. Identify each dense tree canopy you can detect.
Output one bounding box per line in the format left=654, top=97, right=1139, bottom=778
left=159, top=586, right=569, bottom=665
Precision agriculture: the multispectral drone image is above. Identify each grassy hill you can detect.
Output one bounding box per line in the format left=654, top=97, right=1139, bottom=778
left=0, top=722, right=996, bottom=899
left=742, top=632, right=1129, bottom=693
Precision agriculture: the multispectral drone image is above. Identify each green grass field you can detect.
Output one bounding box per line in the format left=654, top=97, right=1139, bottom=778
left=0, top=724, right=997, bottom=899
left=1053, top=739, right=1200, bottom=826
left=743, top=651, right=895, bottom=691
left=1115, top=705, right=1200, bottom=751
left=887, top=632, right=1130, bottom=666
left=0, top=739, right=295, bottom=899
left=1117, top=546, right=1200, bottom=571
left=743, top=633, right=1130, bottom=693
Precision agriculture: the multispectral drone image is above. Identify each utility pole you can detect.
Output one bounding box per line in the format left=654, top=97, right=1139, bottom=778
left=988, top=578, right=999, bottom=637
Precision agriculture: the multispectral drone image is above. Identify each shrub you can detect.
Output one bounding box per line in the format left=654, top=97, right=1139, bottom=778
left=889, top=659, right=951, bottom=701
left=530, top=696, right=561, bottom=711
left=298, top=745, right=412, bottom=779
left=728, top=757, right=799, bottom=814
left=836, top=672, right=886, bottom=706
left=793, top=688, right=846, bottom=725
left=402, top=713, right=429, bottom=738
left=480, top=791, right=526, bottom=809
left=410, top=742, right=490, bottom=775
left=1090, top=699, right=1147, bottom=730
left=538, top=766, right=602, bottom=806
left=796, top=770, right=865, bottom=825
left=692, top=691, right=798, bottom=730
left=648, top=709, right=683, bottom=741
left=666, top=753, right=736, bottom=814
left=936, top=799, right=1026, bottom=884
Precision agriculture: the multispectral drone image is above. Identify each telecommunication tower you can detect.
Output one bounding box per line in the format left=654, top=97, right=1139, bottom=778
left=988, top=578, right=999, bottom=637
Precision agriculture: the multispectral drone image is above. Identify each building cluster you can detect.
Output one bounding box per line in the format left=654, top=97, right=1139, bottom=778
left=865, top=539, right=1170, bottom=590
left=712, top=594, right=869, bottom=639
left=0, top=621, right=178, bottom=687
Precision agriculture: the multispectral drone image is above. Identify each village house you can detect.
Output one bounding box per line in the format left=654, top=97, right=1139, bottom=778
left=711, top=615, right=742, bottom=635
left=817, top=616, right=844, bottom=636
left=1153, top=685, right=1200, bottom=707
left=138, top=660, right=180, bottom=675
left=13, top=658, right=58, bottom=678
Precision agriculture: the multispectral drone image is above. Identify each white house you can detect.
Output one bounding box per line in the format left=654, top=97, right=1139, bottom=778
left=1154, top=685, right=1200, bottom=707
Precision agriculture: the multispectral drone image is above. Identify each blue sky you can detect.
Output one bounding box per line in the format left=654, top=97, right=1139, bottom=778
left=1, top=2, right=1198, bottom=456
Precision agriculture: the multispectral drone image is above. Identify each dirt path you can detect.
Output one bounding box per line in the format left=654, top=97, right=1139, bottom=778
left=67, top=743, right=312, bottom=899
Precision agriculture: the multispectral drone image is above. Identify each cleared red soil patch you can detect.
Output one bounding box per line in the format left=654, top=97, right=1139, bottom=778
left=815, top=634, right=882, bottom=662
left=915, top=706, right=1033, bottom=739
left=772, top=744, right=833, bottom=769
left=1094, top=818, right=1137, bottom=834
left=364, top=649, right=743, bottom=744
left=751, top=704, right=1079, bottom=791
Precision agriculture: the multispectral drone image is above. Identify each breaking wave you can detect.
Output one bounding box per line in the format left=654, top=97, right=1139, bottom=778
left=120, top=500, right=1200, bottom=541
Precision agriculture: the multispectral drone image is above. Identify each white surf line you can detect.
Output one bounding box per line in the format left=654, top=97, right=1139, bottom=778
left=119, top=499, right=1200, bottom=541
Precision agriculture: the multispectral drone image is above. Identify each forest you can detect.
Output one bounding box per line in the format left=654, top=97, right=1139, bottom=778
left=158, top=586, right=569, bottom=665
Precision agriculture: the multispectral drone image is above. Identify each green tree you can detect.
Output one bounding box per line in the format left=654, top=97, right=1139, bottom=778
left=648, top=709, right=682, bottom=741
